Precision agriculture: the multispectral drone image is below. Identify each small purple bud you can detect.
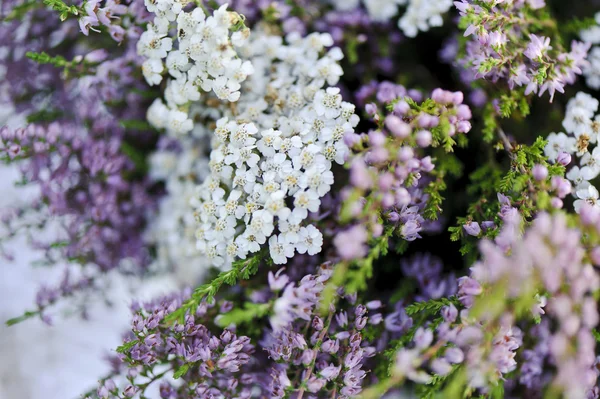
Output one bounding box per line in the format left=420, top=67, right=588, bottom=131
left=456, top=104, right=472, bottom=120
left=481, top=221, right=496, bottom=231
left=532, top=164, right=548, bottom=181
left=368, top=130, right=387, bottom=147
left=431, top=358, right=453, bottom=375
left=556, top=152, right=571, bottom=166
left=397, top=146, right=414, bottom=162
left=123, top=386, right=136, bottom=398
left=393, top=100, right=410, bottom=115
left=416, top=130, right=432, bottom=147
left=365, top=103, right=377, bottom=115
left=312, top=316, right=324, bottom=331
left=457, top=120, right=472, bottom=133
left=463, top=221, right=481, bottom=236
left=372, top=223, right=383, bottom=237
left=551, top=176, right=571, bottom=198
left=414, top=327, right=433, bottom=349
left=444, top=347, right=464, bottom=364
left=580, top=203, right=600, bottom=225
left=441, top=304, right=458, bottom=323
left=343, top=132, right=362, bottom=148
left=379, top=173, right=394, bottom=191
left=387, top=211, right=400, bottom=222
left=385, top=115, right=411, bottom=138
left=452, top=91, right=464, bottom=104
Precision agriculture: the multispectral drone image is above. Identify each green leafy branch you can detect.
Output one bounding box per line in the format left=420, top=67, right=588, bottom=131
left=165, top=253, right=263, bottom=324
left=43, top=0, right=83, bottom=21
left=405, top=297, right=460, bottom=317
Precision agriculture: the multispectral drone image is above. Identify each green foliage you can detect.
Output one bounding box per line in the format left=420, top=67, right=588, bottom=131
left=593, top=329, right=600, bottom=343
left=173, top=363, right=190, bottom=379
left=43, top=0, right=82, bottom=21
left=116, top=339, right=138, bottom=354
left=346, top=227, right=393, bottom=293
left=424, top=152, right=463, bottom=220
left=482, top=103, right=498, bottom=143
left=216, top=302, right=271, bottom=328
left=415, top=365, right=461, bottom=399
left=120, top=141, right=149, bottom=174
left=3, top=0, right=38, bottom=21
left=405, top=297, right=460, bottom=317
left=5, top=309, right=42, bottom=326
left=165, top=253, right=264, bottom=324
left=26, top=109, right=64, bottom=124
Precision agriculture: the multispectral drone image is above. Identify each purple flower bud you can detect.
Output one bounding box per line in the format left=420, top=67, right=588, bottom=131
left=481, top=221, right=496, bottom=231
left=556, top=152, right=571, bottom=166
left=397, top=146, right=414, bottom=162
left=416, top=130, right=432, bottom=147
left=312, top=316, right=324, bottom=331
left=368, top=130, right=387, bottom=147
left=268, top=269, right=290, bottom=291
left=414, top=327, right=433, bottom=349
left=370, top=313, right=383, bottom=324
left=379, top=173, right=395, bottom=191
left=372, top=223, right=384, bottom=237
left=580, top=203, right=600, bottom=225
left=387, top=211, right=400, bottom=222
left=456, top=104, right=472, bottom=120
left=343, top=132, right=362, bottom=148
left=320, top=364, right=341, bottom=380
left=532, top=164, right=548, bottom=181
left=355, top=316, right=368, bottom=330
left=457, top=120, right=472, bottom=133
left=551, top=197, right=563, bottom=209
left=452, top=91, right=464, bottom=104
left=431, top=358, right=453, bottom=375
left=551, top=176, right=571, bottom=198
left=321, top=339, right=340, bottom=354
left=365, top=103, right=377, bottom=115
left=444, top=347, right=464, bottom=364
left=350, top=160, right=372, bottom=190
left=441, top=304, right=458, bottom=322
left=463, top=221, right=481, bottom=236
left=123, top=385, right=136, bottom=398
left=393, top=100, right=410, bottom=115
left=385, top=115, right=411, bottom=138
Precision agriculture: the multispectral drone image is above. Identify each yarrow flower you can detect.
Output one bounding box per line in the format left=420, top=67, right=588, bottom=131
left=186, top=32, right=357, bottom=267
left=545, top=92, right=600, bottom=213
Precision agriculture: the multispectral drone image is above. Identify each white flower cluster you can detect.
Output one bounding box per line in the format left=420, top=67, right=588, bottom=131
left=146, top=136, right=212, bottom=278
left=544, top=92, right=600, bottom=212
left=330, top=0, right=452, bottom=38
left=138, top=0, right=252, bottom=135
left=191, top=31, right=359, bottom=267
left=581, top=13, right=600, bottom=89
left=396, top=0, right=452, bottom=38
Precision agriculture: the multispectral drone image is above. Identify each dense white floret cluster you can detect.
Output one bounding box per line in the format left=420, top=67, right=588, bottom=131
left=138, top=1, right=252, bottom=135
left=146, top=135, right=211, bottom=276
left=330, top=0, right=452, bottom=38
left=192, top=31, right=358, bottom=267
left=581, top=13, right=600, bottom=89
left=138, top=2, right=358, bottom=267
left=545, top=92, right=600, bottom=212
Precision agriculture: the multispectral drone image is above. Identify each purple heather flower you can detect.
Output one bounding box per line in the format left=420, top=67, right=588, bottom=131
left=463, top=221, right=481, bottom=236
left=334, top=225, right=369, bottom=260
